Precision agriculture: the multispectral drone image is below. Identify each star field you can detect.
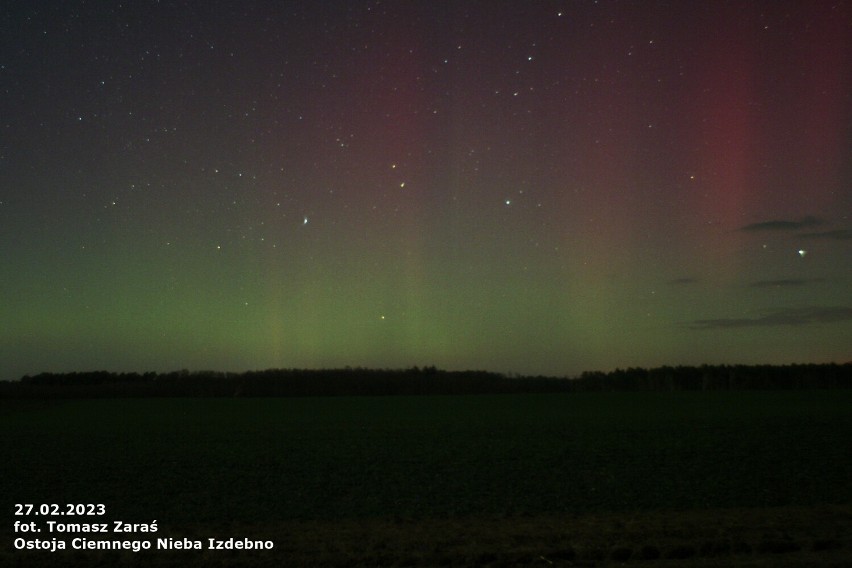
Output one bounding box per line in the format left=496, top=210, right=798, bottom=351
left=1, top=1, right=850, bottom=380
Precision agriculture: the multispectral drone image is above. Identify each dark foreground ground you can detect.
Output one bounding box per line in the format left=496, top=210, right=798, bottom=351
left=3, top=392, right=851, bottom=566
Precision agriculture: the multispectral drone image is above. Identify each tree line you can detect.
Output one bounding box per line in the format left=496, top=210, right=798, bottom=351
left=1, top=363, right=850, bottom=398
left=573, top=363, right=852, bottom=391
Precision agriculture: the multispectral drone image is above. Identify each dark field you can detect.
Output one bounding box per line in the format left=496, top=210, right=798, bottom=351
left=4, top=391, right=852, bottom=566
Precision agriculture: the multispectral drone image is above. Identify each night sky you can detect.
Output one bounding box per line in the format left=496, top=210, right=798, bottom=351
left=2, top=1, right=850, bottom=381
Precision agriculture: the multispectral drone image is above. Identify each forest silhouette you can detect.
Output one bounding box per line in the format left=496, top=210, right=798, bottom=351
left=5, top=363, right=850, bottom=398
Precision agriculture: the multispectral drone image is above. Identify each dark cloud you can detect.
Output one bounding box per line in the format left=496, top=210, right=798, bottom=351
left=798, top=229, right=852, bottom=240
left=669, top=277, right=697, bottom=285
left=749, top=279, right=819, bottom=288
left=689, top=306, right=852, bottom=329
left=740, top=217, right=822, bottom=232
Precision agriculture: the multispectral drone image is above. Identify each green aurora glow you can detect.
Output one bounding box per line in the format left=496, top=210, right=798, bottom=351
left=2, top=1, right=850, bottom=380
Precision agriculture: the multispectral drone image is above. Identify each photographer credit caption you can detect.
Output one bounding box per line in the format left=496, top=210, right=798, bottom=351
left=13, top=504, right=274, bottom=553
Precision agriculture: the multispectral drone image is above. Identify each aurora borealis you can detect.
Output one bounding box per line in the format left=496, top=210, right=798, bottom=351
left=1, top=1, right=850, bottom=381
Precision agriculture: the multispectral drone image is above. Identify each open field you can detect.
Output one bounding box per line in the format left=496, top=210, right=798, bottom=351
left=3, top=391, right=852, bottom=565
